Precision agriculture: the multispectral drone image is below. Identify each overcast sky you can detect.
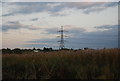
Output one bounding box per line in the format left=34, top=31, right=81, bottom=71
left=1, top=1, right=119, bottom=49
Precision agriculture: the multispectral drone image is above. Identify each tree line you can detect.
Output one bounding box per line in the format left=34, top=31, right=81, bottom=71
left=1, top=47, right=53, bottom=54
left=1, top=47, right=94, bottom=54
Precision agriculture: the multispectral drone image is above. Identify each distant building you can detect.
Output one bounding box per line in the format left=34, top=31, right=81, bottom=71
left=33, top=50, right=39, bottom=53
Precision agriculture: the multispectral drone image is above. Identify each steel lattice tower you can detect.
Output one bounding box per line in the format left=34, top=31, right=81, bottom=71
left=58, top=26, right=68, bottom=49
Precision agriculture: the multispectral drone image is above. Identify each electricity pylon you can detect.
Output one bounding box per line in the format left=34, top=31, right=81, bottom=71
left=57, top=26, right=68, bottom=49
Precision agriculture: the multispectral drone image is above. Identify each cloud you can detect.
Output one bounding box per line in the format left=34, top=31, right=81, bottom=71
left=25, top=26, right=86, bottom=48
left=43, top=25, right=86, bottom=36
left=2, top=13, right=14, bottom=16
left=2, top=2, right=117, bottom=16
left=94, top=24, right=118, bottom=30
left=2, top=21, right=39, bottom=32
left=31, top=18, right=39, bottom=21
left=3, top=2, right=65, bottom=16
left=66, top=2, right=118, bottom=14
left=66, top=24, right=118, bottom=49
left=26, top=38, right=59, bottom=48
left=2, top=0, right=120, bottom=2
left=26, top=24, right=118, bottom=49
left=2, top=21, right=20, bottom=31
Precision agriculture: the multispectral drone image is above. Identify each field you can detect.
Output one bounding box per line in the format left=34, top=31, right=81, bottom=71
left=2, top=48, right=120, bottom=80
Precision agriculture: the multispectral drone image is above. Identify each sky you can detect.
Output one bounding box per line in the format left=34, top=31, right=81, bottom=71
left=1, top=1, right=119, bottom=49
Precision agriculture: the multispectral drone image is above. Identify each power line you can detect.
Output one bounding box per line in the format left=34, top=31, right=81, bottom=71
left=57, top=26, right=68, bottom=49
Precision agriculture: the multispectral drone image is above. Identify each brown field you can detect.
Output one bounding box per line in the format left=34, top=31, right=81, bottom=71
left=2, top=48, right=120, bottom=79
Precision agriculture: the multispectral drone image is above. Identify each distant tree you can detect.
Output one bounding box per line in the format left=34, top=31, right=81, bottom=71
left=37, top=48, right=41, bottom=51
left=84, top=47, right=89, bottom=50
left=78, top=49, right=82, bottom=50
left=13, top=48, right=22, bottom=54
left=61, top=48, right=70, bottom=50
left=2, top=48, right=12, bottom=54
left=33, top=48, right=36, bottom=50
left=49, top=48, right=53, bottom=51
left=71, top=48, right=73, bottom=50
left=43, top=47, right=53, bottom=52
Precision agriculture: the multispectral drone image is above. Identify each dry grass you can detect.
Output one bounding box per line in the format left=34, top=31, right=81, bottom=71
left=2, top=48, right=120, bottom=79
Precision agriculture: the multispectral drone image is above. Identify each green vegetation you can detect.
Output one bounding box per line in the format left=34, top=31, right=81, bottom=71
left=2, top=48, right=120, bottom=79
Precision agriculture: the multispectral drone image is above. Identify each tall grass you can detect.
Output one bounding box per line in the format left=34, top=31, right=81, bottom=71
left=2, top=48, right=120, bottom=79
